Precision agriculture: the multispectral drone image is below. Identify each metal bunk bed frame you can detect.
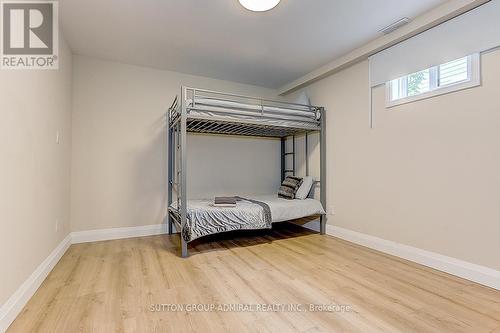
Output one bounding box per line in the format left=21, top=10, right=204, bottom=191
left=167, top=86, right=326, bottom=257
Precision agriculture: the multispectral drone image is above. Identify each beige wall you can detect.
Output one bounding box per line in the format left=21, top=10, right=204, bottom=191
left=294, top=50, right=500, bottom=270
left=70, top=56, right=281, bottom=232
left=0, top=37, right=73, bottom=305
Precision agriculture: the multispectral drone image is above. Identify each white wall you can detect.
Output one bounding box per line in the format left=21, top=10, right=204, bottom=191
left=0, top=37, right=73, bottom=306
left=70, top=56, right=281, bottom=232
left=293, top=50, right=500, bottom=270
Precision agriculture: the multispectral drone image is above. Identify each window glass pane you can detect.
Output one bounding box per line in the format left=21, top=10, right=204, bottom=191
left=407, top=69, right=430, bottom=97
left=390, top=78, right=403, bottom=101
left=387, top=54, right=477, bottom=106
left=439, top=57, right=468, bottom=86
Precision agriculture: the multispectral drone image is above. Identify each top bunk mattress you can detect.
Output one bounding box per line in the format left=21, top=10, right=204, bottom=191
left=185, top=98, right=321, bottom=132
left=188, top=98, right=320, bottom=119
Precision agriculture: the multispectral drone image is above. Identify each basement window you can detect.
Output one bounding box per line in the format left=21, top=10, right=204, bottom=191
left=386, top=54, right=480, bottom=107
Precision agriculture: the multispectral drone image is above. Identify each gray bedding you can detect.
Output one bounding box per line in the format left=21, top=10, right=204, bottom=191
left=171, top=197, right=272, bottom=242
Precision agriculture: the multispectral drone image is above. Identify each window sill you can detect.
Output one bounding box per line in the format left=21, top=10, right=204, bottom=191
left=385, top=78, right=481, bottom=108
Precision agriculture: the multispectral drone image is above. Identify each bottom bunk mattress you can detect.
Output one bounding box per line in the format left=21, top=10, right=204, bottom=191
left=170, top=195, right=325, bottom=242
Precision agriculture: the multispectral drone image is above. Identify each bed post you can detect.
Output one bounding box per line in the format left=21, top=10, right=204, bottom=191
left=180, top=87, right=189, bottom=257
left=305, top=132, right=309, bottom=176
left=320, top=107, right=327, bottom=235
left=167, top=104, right=173, bottom=235
left=280, top=137, right=286, bottom=182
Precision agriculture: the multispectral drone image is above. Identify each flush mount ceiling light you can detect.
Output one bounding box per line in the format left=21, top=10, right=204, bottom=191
left=239, top=0, right=281, bottom=12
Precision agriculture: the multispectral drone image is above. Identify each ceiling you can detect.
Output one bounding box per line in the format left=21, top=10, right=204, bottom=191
left=60, top=0, right=445, bottom=88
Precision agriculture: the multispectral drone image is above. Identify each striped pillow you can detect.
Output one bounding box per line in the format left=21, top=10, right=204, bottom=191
left=278, top=176, right=303, bottom=199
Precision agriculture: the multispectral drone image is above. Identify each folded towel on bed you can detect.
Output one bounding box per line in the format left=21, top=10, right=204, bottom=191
left=214, top=197, right=237, bottom=204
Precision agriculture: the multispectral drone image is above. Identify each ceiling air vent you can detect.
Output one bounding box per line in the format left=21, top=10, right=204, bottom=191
left=380, top=17, right=411, bottom=35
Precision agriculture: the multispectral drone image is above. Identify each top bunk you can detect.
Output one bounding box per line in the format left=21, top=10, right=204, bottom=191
left=168, top=87, right=323, bottom=138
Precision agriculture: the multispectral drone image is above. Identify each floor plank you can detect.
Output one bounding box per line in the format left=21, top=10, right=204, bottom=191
left=7, top=223, right=500, bottom=333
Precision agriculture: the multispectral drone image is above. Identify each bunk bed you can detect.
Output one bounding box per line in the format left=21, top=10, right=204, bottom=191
left=167, top=87, right=327, bottom=257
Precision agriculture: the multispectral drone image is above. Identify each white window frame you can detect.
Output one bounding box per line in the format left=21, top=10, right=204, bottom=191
left=385, top=53, right=481, bottom=108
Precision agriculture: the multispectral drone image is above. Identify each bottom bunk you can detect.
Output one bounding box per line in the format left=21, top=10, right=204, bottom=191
left=168, top=195, right=325, bottom=244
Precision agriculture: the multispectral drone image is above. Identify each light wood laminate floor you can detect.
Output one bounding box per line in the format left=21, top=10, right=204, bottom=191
left=7, top=223, right=500, bottom=332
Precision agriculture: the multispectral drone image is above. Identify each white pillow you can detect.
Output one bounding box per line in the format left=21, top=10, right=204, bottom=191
left=295, top=176, right=314, bottom=200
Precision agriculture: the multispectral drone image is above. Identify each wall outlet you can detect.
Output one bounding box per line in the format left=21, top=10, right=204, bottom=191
left=329, top=206, right=335, bottom=215
left=55, top=219, right=59, bottom=232
left=56, top=131, right=60, bottom=144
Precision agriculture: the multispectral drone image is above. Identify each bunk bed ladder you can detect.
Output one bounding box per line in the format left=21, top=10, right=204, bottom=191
left=281, top=135, right=296, bottom=181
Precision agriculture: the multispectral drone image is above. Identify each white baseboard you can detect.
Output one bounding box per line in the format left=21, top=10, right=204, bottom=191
left=71, top=224, right=168, bottom=244
left=326, top=224, right=500, bottom=291
left=0, top=234, right=72, bottom=333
